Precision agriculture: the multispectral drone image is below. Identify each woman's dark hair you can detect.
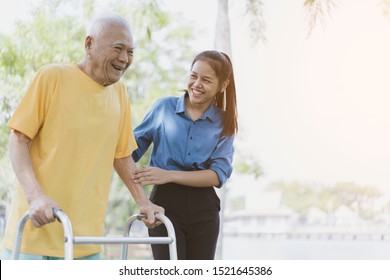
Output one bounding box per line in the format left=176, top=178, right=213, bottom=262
left=191, top=50, right=238, bottom=137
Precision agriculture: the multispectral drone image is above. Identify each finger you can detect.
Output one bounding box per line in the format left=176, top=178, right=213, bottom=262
left=133, top=172, right=149, bottom=181
left=141, top=167, right=151, bottom=175
left=146, top=210, right=156, bottom=225
left=31, top=219, right=43, bottom=228
left=44, top=207, right=55, bottom=223
left=132, top=171, right=146, bottom=178
left=30, top=215, right=45, bottom=228
left=140, top=211, right=154, bottom=227
left=152, top=209, right=164, bottom=227
left=156, top=206, right=165, bottom=216
left=154, top=220, right=163, bottom=227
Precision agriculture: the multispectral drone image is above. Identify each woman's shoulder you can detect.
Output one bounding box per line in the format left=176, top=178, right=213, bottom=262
left=157, top=95, right=179, bottom=103
left=152, top=95, right=180, bottom=109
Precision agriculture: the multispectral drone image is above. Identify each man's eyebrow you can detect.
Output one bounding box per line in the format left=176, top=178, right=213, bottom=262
left=112, top=42, right=134, bottom=50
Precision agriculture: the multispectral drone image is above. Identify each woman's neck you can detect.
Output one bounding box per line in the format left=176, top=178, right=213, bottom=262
left=185, top=95, right=209, bottom=121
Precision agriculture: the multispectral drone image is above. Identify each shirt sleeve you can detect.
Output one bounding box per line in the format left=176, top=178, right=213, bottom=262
left=208, top=135, right=235, bottom=187
left=115, top=83, right=137, bottom=158
left=131, top=100, right=161, bottom=162
left=8, top=66, right=53, bottom=139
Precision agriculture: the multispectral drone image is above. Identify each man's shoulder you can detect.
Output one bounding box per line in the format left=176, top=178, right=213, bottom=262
left=37, top=63, right=75, bottom=76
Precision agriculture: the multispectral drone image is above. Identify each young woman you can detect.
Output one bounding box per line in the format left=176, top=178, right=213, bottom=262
left=132, top=50, right=238, bottom=260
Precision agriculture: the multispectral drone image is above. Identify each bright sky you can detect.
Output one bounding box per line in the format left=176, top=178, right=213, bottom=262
left=1, top=0, right=390, bottom=195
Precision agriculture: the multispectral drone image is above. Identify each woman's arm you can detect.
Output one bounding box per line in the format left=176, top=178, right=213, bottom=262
left=132, top=166, right=220, bottom=187
left=133, top=134, right=235, bottom=188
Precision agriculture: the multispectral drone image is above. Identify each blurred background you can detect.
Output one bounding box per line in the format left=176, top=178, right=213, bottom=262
left=1, top=0, right=390, bottom=259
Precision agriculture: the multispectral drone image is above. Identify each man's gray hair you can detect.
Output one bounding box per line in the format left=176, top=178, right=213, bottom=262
left=86, top=13, right=132, bottom=39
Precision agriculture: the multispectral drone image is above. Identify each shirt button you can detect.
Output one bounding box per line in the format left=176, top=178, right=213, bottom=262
left=188, top=153, right=190, bottom=155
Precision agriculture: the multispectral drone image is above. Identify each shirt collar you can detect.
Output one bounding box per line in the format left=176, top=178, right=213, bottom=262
left=175, top=93, right=187, bottom=114
left=175, top=93, right=219, bottom=122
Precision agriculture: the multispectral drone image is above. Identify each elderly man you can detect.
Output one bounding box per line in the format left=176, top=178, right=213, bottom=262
left=3, top=14, right=163, bottom=260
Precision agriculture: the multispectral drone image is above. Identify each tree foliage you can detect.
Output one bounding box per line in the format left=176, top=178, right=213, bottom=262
left=244, top=0, right=266, bottom=43
left=268, top=181, right=382, bottom=219
left=303, top=0, right=338, bottom=37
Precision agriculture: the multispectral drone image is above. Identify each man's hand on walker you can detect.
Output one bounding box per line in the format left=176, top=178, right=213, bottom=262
left=29, top=194, right=60, bottom=228
left=138, top=201, right=165, bottom=229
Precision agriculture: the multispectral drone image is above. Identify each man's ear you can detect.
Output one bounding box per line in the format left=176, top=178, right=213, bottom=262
left=85, top=36, right=93, bottom=51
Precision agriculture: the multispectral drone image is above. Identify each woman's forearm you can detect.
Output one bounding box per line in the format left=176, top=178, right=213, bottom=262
left=169, top=169, right=220, bottom=187
left=133, top=166, right=220, bottom=187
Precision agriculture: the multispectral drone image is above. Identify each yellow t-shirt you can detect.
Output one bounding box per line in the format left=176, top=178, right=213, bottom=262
left=4, top=63, right=137, bottom=258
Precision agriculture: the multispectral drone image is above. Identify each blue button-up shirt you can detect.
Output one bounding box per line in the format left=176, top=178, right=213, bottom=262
left=132, top=93, right=234, bottom=187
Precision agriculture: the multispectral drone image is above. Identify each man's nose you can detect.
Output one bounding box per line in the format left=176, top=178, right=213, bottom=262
left=118, top=50, right=129, bottom=63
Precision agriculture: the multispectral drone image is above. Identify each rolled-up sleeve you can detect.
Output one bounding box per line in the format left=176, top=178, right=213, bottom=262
left=132, top=116, right=153, bottom=162
left=208, top=135, right=235, bottom=187
left=132, top=100, right=162, bottom=162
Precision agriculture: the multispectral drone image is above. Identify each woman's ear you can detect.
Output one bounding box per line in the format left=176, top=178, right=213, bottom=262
left=220, top=79, right=230, bottom=92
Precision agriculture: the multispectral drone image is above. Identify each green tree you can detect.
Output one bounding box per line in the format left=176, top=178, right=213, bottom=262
left=267, top=181, right=318, bottom=214
left=268, top=180, right=383, bottom=219
left=321, top=182, right=382, bottom=219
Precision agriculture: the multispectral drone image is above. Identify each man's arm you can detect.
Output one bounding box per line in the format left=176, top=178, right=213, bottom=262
left=9, top=130, right=59, bottom=227
left=114, top=156, right=164, bottom=228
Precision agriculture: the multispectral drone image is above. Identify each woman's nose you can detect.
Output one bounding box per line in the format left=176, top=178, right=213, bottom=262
left=194, top=79, right=203, bottom=88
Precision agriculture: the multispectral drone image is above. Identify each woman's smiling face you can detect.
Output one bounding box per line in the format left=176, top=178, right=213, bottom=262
left=187, top=60, right=221, bottom=109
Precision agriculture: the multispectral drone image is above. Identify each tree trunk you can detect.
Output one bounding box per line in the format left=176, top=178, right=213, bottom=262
left=214, top=0, right=232, bottom=56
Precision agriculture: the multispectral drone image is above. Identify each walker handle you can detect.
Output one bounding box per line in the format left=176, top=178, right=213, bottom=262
left=12, top=208, right=74, bottom=260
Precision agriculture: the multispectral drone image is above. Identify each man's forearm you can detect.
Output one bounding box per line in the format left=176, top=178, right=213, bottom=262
left=114, top=156, right=164, bottom=227
left=113, top=156, right=150, bottom=204
left=9, top=130, right=44, bottom=203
